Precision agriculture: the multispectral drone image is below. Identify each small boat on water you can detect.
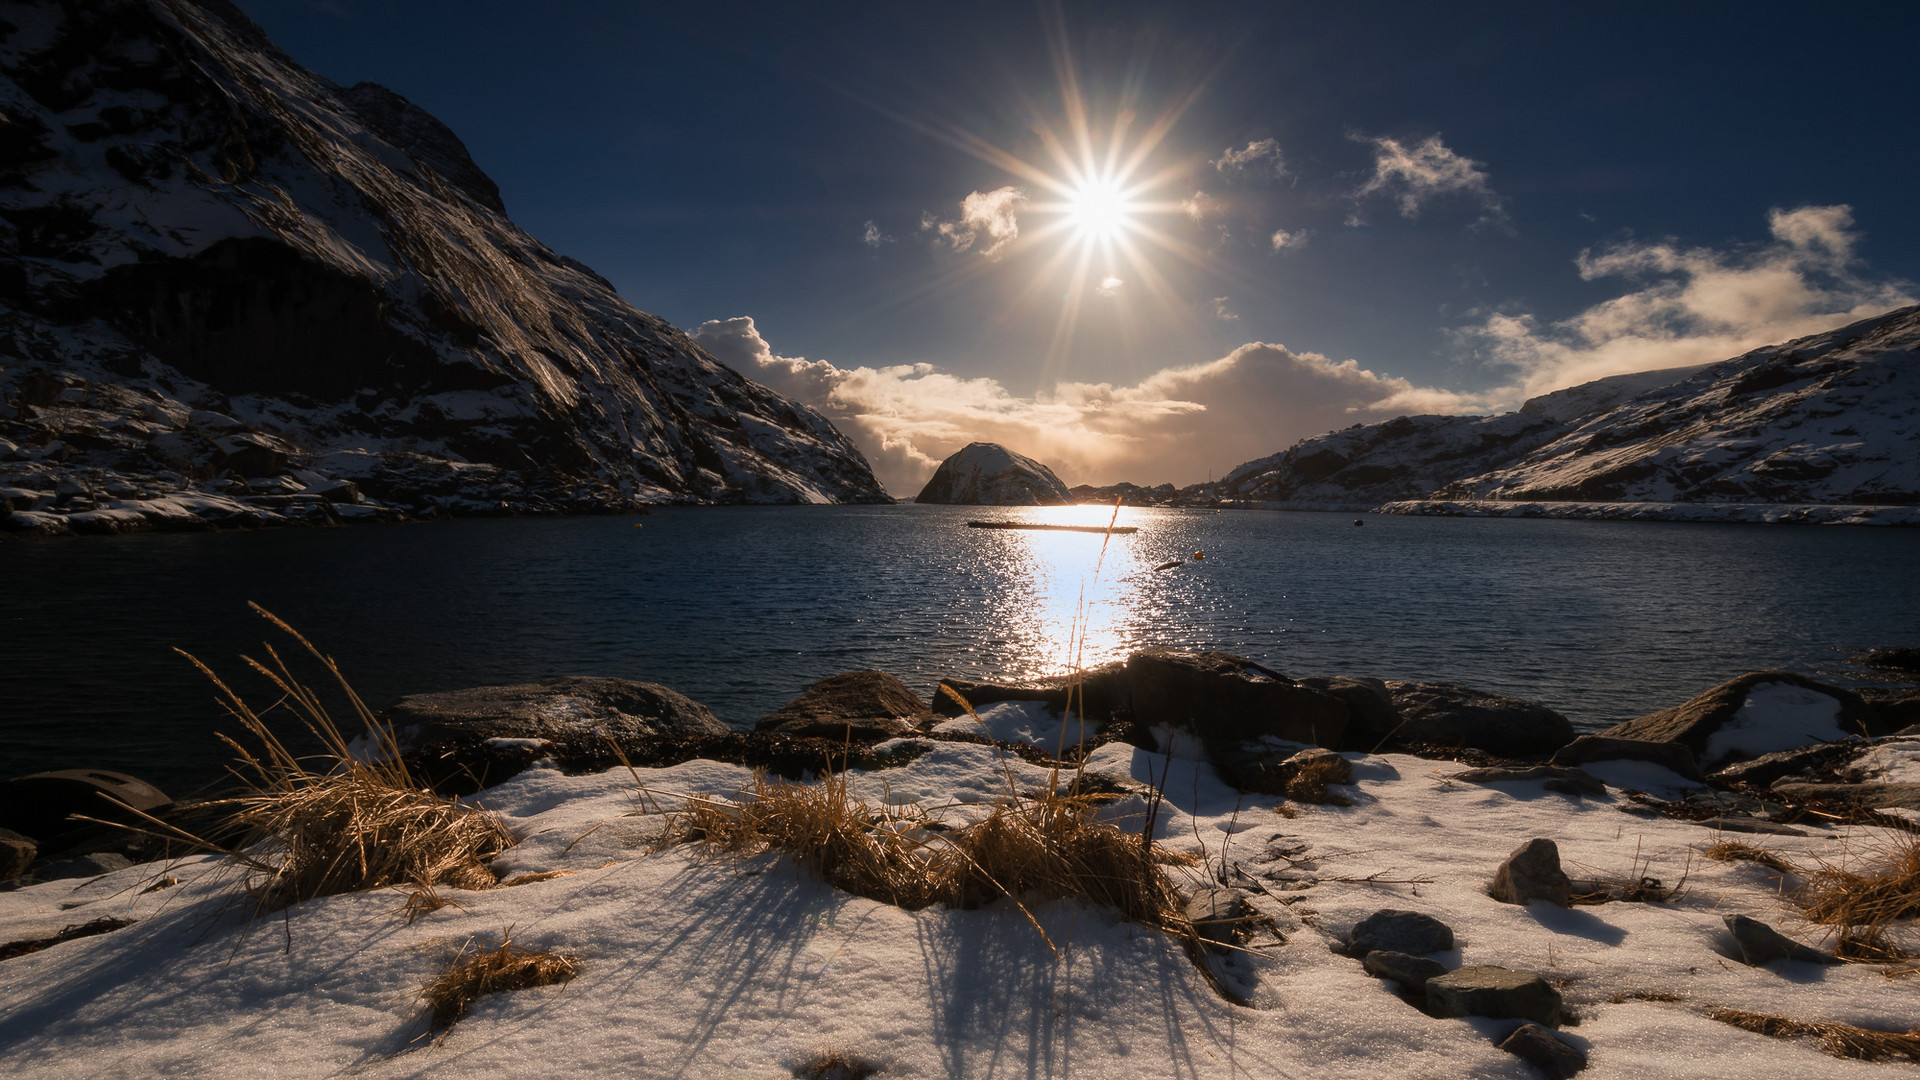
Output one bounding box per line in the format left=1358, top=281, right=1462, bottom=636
left=965, top=520, right=1140, bottom=534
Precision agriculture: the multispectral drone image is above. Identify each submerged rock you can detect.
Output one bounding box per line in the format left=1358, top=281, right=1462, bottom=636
left=913, top=443, right=1073, bottom=505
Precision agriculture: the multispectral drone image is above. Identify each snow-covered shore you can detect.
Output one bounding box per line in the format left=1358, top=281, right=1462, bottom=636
left=3, top=720, right=1915, bottom=1079
left=1377, top=500, right=1920, bottom=527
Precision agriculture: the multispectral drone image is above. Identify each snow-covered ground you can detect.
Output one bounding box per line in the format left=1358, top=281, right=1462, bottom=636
left=1, top=737, right=1913, bottom=1079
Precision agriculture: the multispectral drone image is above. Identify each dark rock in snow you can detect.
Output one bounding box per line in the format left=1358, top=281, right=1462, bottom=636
left=1296, top=675, right=1403, bottom=752
left=1722, top=914, right=1841, bottom=966
left=1217, top=746, right=1353, bottom=797
left=1384, top=681, right=1574, bottom=758
left=384, top=676, right=727, bottom=749
left=1361, top=950, right=1448, bottom=992
left=0, top=770, right=172, bottom=846
left=0, top=828, right=35, bottom=882
left=1550, top=735, right=1705, bottom=782
left=1451, top=766, right=1606, bottom=797
left=1708, top=741, right=1868, bottom=788
left=1490, top=838, right=1572, bottom=908
left=1425, top=966, right=1564, bottom=1027
left=1186, top=886, right=1250, bottom=955
left=1127, top=648, right=1350, bottom=760
left=1598, top=671, right=1876, bottom=771
left=757, top=671, right=933, bottom=741
left=1498, top=1023, right=1587, bottom=1079
left=913, top=443, right=1072, bottom=505
left=1346, top=909, right=1455, bottom=957
left=1768, top=781, right=1920, bottom=810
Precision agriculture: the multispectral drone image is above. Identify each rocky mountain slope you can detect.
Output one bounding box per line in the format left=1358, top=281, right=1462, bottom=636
left=914, top=442, right=1072, bottom=505
left=0, top=0, right=889, bottom=536
left=1216, top=305, right=1919, bottom=521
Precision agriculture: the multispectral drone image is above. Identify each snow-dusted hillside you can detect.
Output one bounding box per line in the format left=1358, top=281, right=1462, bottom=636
left=1435, top=306, right=1920, bottom=506
left=0, top=0, right=888, bottom=536
left=1218, top=306, right=1918, bottom=520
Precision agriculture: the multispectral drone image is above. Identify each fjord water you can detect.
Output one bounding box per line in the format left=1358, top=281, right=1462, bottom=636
left=4, top=505, right=1915, bottom=791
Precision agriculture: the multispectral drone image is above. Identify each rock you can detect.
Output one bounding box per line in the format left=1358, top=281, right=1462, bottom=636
left=1598, top=671, right=1878, bottom=771
left=1425, top=966, right=1564, bottom=1027
left=932, top=662, right=1128, bottom=723
left=1689, top=816, right=1807, bottom=836
left=1346, top=909, right=1455, bottom=957
left=1683, top=788, right=1788, bottom=818
left=1550, top=735, right=1705, bottom=782
left=1217, top=746, right=1354, bottom=798
left=1768, top=781, right=1920, bottom=810
left=1126, top=648, right=1350, bottom=766
left=1383, top=681, right=1574, bottom=758
left=913, top=443, right=1072, bottom=505
left=1361, top=949, right=1448, bottom=992
left=1451, top=766, right=1606, bottom=797
left=33, top=851, right=134, bottom=883
left=1708, top=741, right=1867, bottom=788
left=1297, top=676, right=1403, bottom=752
left=756, top=671, right=934, bottom=741
left=1856, top=647, right=1920, bottom=675
left=0, top=827, right=35, bottom=881
left=1723, top=914, right=1841, bottom=966
left=0, top=770, right=172, bottom=845
left=1498, top=1023, right=1587, bottom=1079
left=1186, top=886, right=1249, bottom=954
left=384, top=676, right=728, bottom=749
left=1859, top=688, right=1920, bottom=732
left=1490, top=838, right=1572, bottom=907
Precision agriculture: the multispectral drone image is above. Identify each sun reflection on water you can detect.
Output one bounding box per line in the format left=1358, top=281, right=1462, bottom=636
left=974, top=503, right=1158, bottom=679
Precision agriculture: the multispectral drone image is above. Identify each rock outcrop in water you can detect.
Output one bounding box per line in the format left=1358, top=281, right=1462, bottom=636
left=914, top=442, right=1072, bottom=505
left=0, top=0, right=890, bottom=538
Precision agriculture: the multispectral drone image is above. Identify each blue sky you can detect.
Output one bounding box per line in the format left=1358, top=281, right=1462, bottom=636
left=238, top=0, right=1920, bottom=491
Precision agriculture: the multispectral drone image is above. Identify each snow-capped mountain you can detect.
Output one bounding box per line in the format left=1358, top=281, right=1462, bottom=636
left=1218, top=305, right=1918, bottom=520
left=0, top=0, right=888, bottom=535
left=914, top=442, right=1073, bottom=505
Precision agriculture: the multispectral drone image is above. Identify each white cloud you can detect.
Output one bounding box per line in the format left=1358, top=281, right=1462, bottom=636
left=1212, top=138, right=1286, bottom=182
left=1352, top=133, right=1507, bottom=227
left=1459, top=205, right=1914, bottom=400
left=922, top=186, right=1026, bottom=258
left=861, top=220, right=890, bottom=248
left=694, top=316, right=1488, bottom=495
left=1270, top=228, right=1305, bottom=252
left=1097, top=276, right=1124, bottom=296
left=1181, top=190, right=1221, bottom=223
left=1209, top=296, right=1238, bottom=321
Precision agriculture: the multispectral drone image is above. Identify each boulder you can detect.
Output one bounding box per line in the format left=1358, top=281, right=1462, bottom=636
left=913, top=442, right=1072, bottom=505
left=1451, top=766, right=1606, bottom=797
left=757, top=671, right=934, bottom=741
left=384, top=676, right=728, bottom=749
left=1425, top=966, right=1564, bottom=1027
left=1126, top=649, right=1350, bottom=765
left=1361, top=949, right=1448, bottom=992
left=0, top=770, right=172, bottom=845
left=1297, top=675, right=1403, bottom=752
left=1859, top=688, right=1920, bottom=732
left=1498, top=1023, right=1587, bottom=1079
left=1722, top=914, right=1841, bottom=966
left=1708, top=741, right=1866, bottom=788
left=0, top=827, right=35, bottom=881
left=1490, top=838, right=1572, bottom=907
left=1216, top=746, right=1354, bottom=798
left=1346, top=909, right=1455, bottom=957
left=1598, top=671, right=1877, bottom=771
left=1383, top=681, right=1574, bottom=758
left=1550, top=735, right=1705, bottom=782
left=1186, top=886, right=1250, bottom=954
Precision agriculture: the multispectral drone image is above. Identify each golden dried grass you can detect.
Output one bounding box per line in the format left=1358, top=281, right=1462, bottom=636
left=1285, top=757, right=1353, bottom=805
left=1710, top=1008, right=1920, bottom=1063
left=423, top=933, right=578, bottom=1029
left=1798, top=832, right=1920, bottom=962
left=1703, top=839, right=1796, bottom=875
left=169, top=605, right=514, bottom=914
left=794, top=1047, right=883, bottom=1080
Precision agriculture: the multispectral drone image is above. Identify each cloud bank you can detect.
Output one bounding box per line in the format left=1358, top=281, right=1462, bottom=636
left=693, top=316, right=1486, bottom=495
left=1464, top=205, right=1915, bottom=399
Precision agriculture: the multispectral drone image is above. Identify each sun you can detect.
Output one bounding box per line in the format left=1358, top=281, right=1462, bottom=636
left=1066, top=177, right=1134, bottom=242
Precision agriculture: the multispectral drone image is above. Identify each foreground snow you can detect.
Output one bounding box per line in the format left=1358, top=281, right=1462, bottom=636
left=1, top=739, right=1913, bottom=1079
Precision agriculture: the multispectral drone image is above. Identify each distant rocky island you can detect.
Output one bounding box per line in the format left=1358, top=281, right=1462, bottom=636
left=913, top=442, right=1073, bottom=505
left=0, top=0, right=890, bottom=539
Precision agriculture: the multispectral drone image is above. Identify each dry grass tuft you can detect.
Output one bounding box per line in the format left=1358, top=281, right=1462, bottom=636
left=423, top=933, right=578, bottom=1029
left=1710, top=1008, right=1920, bottom=1063
left=1703, top=839, right=1796, bottom=875
left=500, top=870, right=575, bottom=887
left=1609, top=990, right=1684, bottom=1004
left=1571, top=876, right=1682, bottom=905
left=162, top=605, right=514, bottom=915
left=1285, top=758, right=1353, bottom=806
left=1800, top=832, right=1920, bottom=934
left=794, top=1047, right=883, bottom=1080
left=674, top=768, right=1197, bottom=950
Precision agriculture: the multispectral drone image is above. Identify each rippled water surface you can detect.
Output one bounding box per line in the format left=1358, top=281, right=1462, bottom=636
left=4, top=504, right=1915, bottom=789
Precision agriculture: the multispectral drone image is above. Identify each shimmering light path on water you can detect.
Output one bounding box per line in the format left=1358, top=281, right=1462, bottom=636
left=3, top=504, right=1915, bottom=789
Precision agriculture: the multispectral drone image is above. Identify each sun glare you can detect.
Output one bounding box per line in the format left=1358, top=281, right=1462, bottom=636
left=1068, top=178, right=1132, bottom=241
